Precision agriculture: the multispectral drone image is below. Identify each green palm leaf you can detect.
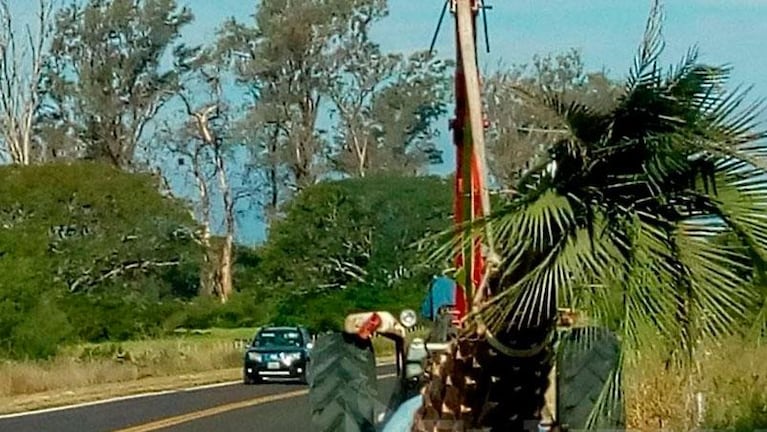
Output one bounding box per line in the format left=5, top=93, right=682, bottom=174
left=675, top=220, right=756, bottom=334
left=416, top=4, right=767, bottom=431
left=625, top=0, right=665, bottom=95
left=423, top=0, right=767, bottom=376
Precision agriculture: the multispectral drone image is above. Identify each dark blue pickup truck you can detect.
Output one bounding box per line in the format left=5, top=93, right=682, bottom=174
left=242, top=326, right=313, bottom=385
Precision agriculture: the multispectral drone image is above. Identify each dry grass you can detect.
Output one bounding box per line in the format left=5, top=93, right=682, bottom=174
left=626, top=338, right=767, bottom=431
left=0, top=368, right=242, bottom=415
left=0, top=328, right=256, bottom=407
left=0, top=326, right=408, bottom=415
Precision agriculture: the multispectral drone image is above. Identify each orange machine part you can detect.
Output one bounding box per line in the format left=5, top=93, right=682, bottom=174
left=452, top=0, right=486, bottom=324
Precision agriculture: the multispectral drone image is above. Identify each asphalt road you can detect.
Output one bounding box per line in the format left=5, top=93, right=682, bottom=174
left=0, top=364, right=397, bottom=432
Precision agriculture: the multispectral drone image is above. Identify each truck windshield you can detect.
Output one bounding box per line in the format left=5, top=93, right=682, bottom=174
left=253, top=329, right=303, bottom=348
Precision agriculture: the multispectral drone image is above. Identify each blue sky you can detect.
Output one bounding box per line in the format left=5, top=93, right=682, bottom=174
left=9, top=0, right=767, bottom=245
left=184, top=0, right=767, bottom=91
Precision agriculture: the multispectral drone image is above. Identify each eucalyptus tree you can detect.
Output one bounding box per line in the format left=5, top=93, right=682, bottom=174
left=218, top=0, right=451, bottom=225
left=327, top=37, right=452, bottom=177
left=483, top=49, right=623, bottom=190
left=0, top=0, right=54, bottom=164
left=218, top=0, right=383, bottom=193
left=40, top=0, right=193, bottom=168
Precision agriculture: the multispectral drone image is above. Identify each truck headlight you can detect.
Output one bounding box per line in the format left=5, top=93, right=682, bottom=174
left=280, top=352, right=302, bottom=365
left=247, top=352, right=261, bottom=362
left=399, top=309, right=417, bottom=328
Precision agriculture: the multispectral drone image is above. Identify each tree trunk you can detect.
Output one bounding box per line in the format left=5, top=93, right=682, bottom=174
left=189, top=144, right=218, bottom=297
left=266, top=125, right=280, bottom=223
left=351, top=128, right=367, bottom=178
left=218, top=232, right=233, bottom=303
left=182, top=98, right=235, bottom=304
left=198, top=223, right=218, bottom=297
left=214, top=143, right=234, bottom=303
left=292, top=93, right=320, bottom=190
left=0, top=0, right=51, bottom=166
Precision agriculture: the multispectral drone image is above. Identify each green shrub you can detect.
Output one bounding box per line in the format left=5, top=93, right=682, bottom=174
left=9, top=299, right=73, bottom=360
left=0, top=162, right=202, bottom=358
left=258, top=175, right=453, bottom=330
left=162, top=293, right=273, bottom=331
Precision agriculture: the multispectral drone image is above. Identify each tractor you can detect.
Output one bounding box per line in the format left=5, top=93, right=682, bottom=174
left=308, top=1, right=624, bottom=431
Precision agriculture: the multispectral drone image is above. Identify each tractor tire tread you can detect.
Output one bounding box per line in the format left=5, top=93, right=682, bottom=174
left=308, top=332, right=378, bottom=432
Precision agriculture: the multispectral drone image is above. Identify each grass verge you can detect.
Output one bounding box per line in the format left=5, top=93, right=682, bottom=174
left=0, top=327, right=411, bottom=415
left=0, top=328, right=256, bottom=414
left=626, top=337, right=767, bottom=431
left=0, top=368, right=243, bottom=415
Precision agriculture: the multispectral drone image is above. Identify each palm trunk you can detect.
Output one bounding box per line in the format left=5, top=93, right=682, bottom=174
left=414, top=323, right=556, bottom=431
left=415, top=248, right=558, bottom=431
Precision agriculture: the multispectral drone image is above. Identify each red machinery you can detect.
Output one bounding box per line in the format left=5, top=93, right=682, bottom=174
left=447, top=0, right=493, bottom=324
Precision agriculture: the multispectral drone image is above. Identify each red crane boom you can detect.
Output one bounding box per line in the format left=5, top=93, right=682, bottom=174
left=450, top=0, right=492, bottom=324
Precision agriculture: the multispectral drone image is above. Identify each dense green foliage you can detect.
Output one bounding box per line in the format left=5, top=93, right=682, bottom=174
left=258, top=174, right=454, bottom=331
left=0, top=162, right=202, bottom=358
left=0, top=167, right=456, bottom=358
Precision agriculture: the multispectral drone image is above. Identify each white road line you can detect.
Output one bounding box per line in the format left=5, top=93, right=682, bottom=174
left=180, top=381, right=240, bottom=392
left=0, top=390, right=182, bottom=419
left=0, top=361, right=397, bottom=420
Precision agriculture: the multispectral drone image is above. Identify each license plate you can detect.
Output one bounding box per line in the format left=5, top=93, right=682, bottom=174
left=267, top=362, right=280, bottom=370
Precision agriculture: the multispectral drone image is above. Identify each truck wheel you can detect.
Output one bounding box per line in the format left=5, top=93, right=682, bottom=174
left=243, top=373, right=261, bottom=385
left=300, top=363, right=310, bottom=385
left=308, top=332, right=378, bottom=432
left=556, top=326, right=625, bottom=431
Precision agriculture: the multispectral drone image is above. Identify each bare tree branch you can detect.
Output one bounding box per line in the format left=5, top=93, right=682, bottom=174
left=0, top=0, right=54, bottom=164
left=68, top=258, right=181, bottom=293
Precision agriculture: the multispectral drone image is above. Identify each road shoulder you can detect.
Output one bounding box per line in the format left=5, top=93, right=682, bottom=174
left=0, top=356, right=396, bottom=417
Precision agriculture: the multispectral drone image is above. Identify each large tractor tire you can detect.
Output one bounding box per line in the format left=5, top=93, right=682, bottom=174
left=556, top=326, right=625, bottom=431
left=308, top=332, right=378, bottom=432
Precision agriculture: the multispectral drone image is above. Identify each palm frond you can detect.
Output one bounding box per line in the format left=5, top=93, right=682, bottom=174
left=701, top=85, right=767, bottom=160
left=423, top=0, right=767, bottom=382
left=625, top=0, right=665, bottom=94
left=664, top=47, right=731, bottom=111
left=482, top=206, right=619, bottom=331
left=494, top=190, right=575, bottom=251
left=675, top=220, right=757, bottom=340
left=612, top=214, right=683, bottom=348
left=708, top=164, right=767, bottom=261
left=512, top=84, right=611, bottom=155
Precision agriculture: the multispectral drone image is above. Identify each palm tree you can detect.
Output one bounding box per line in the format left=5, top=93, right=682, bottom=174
left=414, top=2, right=767, bottom=430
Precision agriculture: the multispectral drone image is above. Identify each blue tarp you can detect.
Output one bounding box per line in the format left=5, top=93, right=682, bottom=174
left=420, top=276, right=456, bottom=320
